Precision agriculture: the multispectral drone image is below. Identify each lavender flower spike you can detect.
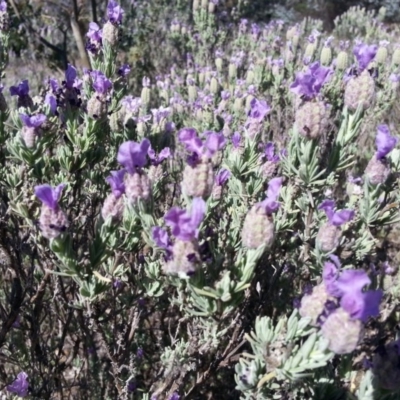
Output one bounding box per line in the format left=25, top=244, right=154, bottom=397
left=105, top=170, right=126, bottom=198
left=7, top=371, right=29, bottom=397
left=35, top=184, right=66, bottom=210
left=10, top=80, right=29, bottom=97
left=165, top=198, right=206, bottom=241
left=248, top=98, right=271, bottom=121
left=318, top=200, right=354, bottom=226
left=375, top=124, right=397, bottom=160
left=117, top=139, right=150, bottom=173
left=91, top=70, right=112, bottom=95
left=353, top=43, right=377, bottom=72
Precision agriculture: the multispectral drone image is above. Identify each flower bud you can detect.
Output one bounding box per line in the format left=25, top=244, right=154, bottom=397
left=182, top=158, right=214, bottom=198
left=87, top=94, right=107, bottom=119
left=39, top=205, right=69, bottom=239
left=141, top=87, right=151, bottom=107
left=246, top=70, right=255, bottom=85
left=241, top=204, right=275, bottom=249
left=215, top=57, right=223, bottom=71
left=295, top=100, right=327, bottom=139
left=344, top=70, right=375, bottom=111
left=304, top=43, right=316, bottom=61
left=336, top=51, right=348, bottom=70
left=372, top=341, right=400, bottom=391
left=321, top=308, right=364, bottom=354
left=299, top=283, right=332, bottom=325
left=201, top=0, right=208, bottom=9
left=164, top=239, right=200, bottom=277
left=21, top=126, right=37, bottom=148
left=188, top=85, right=197, bottom=103
left=392, top=47, right=400, bottom=66
left=316, top=222, right=341, bottom=252
left=228, top=63, right=237, bottom=80
left=364, top=155, right=390, bottom=185
left=101, top=193, right=124, bottom=222
left=210, top=77, right=219, bottom=94
left=193, top=0, right=200, bottom=11
left=208, top=1, right=216, bottom=13
left=320, top=46, right=332, bottom=66
left=376, top=46, right=388, bottom=64
left=124, top=172, right=151, bottom=203
left=102, top=21, right=119, bottom=45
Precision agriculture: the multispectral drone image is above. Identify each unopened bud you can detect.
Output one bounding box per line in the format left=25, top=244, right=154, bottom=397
left=320, top=46, right=332, bottom=66
left=299, top=283, right=331, bottom=325
left=39, top=205, right=69, bottom=239
left=321, top=308, right=364, bottom=354
left=141, top=87, right=151, bottom=107
left=182, top=158, right=214, bottom=198
left=365, top=155, right=390, bottom=185
left=344, top=70, right=375, bottom=111
left=241, top=204, right=275, bottom=249
left=316, top=222, right=341, bottom=252
left=124, top=172, right=151, bottom=203
left=295, top=100, right=327, bottom=139
left=336, top=51, right=348, bottom=70
left=102, top=21, right=119, bottom=46
left=164, top=239, right=200, bottom=277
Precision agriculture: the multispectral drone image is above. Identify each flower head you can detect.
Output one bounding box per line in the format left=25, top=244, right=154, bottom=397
left=91, top=70, right=112, bottom=95
left=35, top=183, right=66, bottom=211
left=117, top=139, right=150, bottom=173
left=375, top=124, right=397, bottom=160
left=179, top=128, right=225, bottom=160
left=353, top=43, right=377, bottom=72
left=260, top=177, right=283, bottom=214
left=290, top=62, right=332, bottom=100
left=105, top=170, right=126, bottom=198
left=7, top=372, right=28, bottom=397
left=19, top=113, right=46, bottom=128
left=247, top=98, right=271, bottom=121
left=87, top=22, right=102, bottom=42
left=165, top=198, right=206, bottom=241
left=10, top=80, right=29, bottom=97
left=107, top=0, right=124, bottom=24
left=318, top=200, right=354, bottom=226
left=148, top=145, right=171, bottom=166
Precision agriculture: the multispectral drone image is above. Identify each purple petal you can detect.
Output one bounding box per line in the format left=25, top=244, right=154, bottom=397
left=330, top=209, right=354, bottom=226
left=106, top=170, right=126, bottom=198
left=7, top=371, right=28, bottom=397
left=248, top=98, right=271, bottom=120
left=205, top=132, right=225, bottom=157
left=215, top=169, right=231, bottom=186
left=152, top=226, right=171, bottom=249
left=334, top=269, right=371, bottom=297
left=53, top=183, right=66, bottom=202
left=265, top=142, right=279, bottom=162
left=65, top=64, right=77, bottom=88
left=354, top=43, right=377, bottom=72
left=107, top=0, right=124, bottom=24
left=232, top=132, right=241, bottom=148
left=29, top=114, right=47, bottom=128
left=179, top=128, right=203, bottom=156
left=190, top=197, right=206, bottom=232
left=35, top=185, right=57, bottom=209
left=340, top=289, right=382, bottom=322
left=266, top=177, right=282, bottom=202
left=158, top=147, right=171, bottom=162
left=45, top=93, right=57, bottom=114
left=375, top=124, right=397, bottom=160
left=117, top=139, right=150, bottom=173
left=165, top=207, right=194, bottom=241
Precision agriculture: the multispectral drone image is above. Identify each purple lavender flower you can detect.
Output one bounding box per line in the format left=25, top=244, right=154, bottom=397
left=318, top=200, right=354, bottom=226
left=353, top=43, right=377, bottom=72
left=35, top=183, right=66, bottom=210
left=152, top=226, right=172, bottom=252
left=148, top=146, right=171, bottom=166
left=45, top=93, right=57, bottom=114
left=118, top=64, right=131, bottom=77
left=65, top=64, right=82, bottom=90
left=87, top=22, right=102, bottom=42
left=375, top=125, right=397, bottom=160
left=247, top=98, right=271, bottom=121
left=165, top=198, right=206, bottom=241
left=7, top=372, right=28, bottom=397
left=215, top=169, right=231, bottom=186
left=10, top=80, right=29, bottom=97
left=19, top=113, right=46, bottom=128
left=169, top=393, right=180, bottom=400
left=122, top=96, right=141, bottom=113
left=260, top=177, right=283, bottom=214
left=232, top=132, right=241, bottom=148
left=151, top=106, right=171, bottom=124
left=91, top=70, right=112, bottom=95
left=323, top=260, right=341, bottom=296
left=334, top=269, right=383, bottom=322
left=290, top=62, right=332, bottom=100
left=117, top=139, right=150, bottom=173
left=265, top=142, right=280, bottom=162
left=105, top=170, right=126, bottom=198
left=0, top=1, right=7, bottom=11
left=179, top=128, right=225, bottom=159
left=107, top=0, right=124, bottom=24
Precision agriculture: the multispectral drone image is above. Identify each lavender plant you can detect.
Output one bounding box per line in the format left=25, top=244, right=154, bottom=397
left=1, top=1, right=400, bottom=399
